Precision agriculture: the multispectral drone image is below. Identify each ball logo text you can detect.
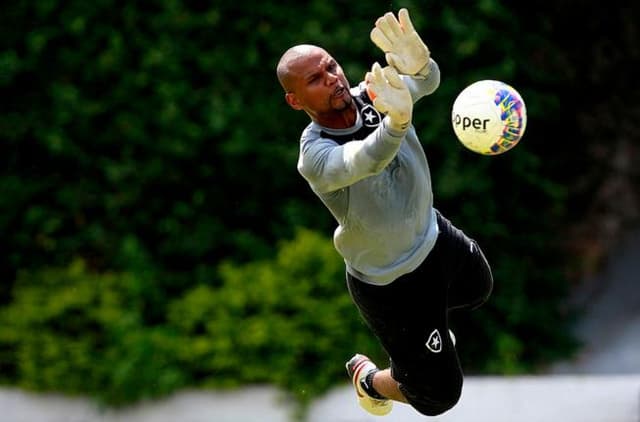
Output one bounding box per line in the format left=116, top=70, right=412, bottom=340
left=452, top=114, right=490, bottom=132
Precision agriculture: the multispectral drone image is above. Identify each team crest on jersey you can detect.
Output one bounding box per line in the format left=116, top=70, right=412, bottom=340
left=425, top=329, right=442, bottom=353
left=361, top=104, right=381, bottom=128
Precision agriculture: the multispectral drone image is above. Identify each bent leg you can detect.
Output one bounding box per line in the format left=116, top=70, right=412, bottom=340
left=347, top=265, right=463, bottom=416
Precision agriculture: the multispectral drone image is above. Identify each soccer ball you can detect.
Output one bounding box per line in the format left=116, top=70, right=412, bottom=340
left=451, top=80, right=527, bottom=155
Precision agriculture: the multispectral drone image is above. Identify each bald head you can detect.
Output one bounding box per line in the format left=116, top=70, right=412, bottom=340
left=276, top=44, right=355, bottom=127
left=276, top=44, right=327, bottom=92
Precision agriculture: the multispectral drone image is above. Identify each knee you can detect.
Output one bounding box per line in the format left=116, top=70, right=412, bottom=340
left=414, top=390, right=461, bottom=416
left=401, top=379, right=462, bottom=416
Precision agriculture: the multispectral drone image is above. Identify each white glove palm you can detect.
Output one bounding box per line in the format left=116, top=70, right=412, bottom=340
left=370, top=8, right=430, bottom=77
left=366, top=62, right=412, bottom=130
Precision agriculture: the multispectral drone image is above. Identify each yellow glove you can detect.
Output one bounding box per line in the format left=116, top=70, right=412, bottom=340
left=365, top=62, right=412, bottom=131
left=370, top=8, right=431, bottom=77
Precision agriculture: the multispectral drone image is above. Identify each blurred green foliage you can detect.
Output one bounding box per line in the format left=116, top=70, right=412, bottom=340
left=166, top=229, right=382, bottom=405
left=0, top=230, right=382, bottom=410
left=0, top=259, right=186, bottom=405
left=1, top=0, right=635, bottom=413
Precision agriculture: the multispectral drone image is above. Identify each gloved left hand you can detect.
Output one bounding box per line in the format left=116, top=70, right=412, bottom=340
left=365, top=62, right=413, bottom=131
left=370, top=8, right=431, bottom=77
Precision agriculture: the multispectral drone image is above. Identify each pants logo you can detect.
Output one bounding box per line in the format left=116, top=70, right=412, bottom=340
left=426, top=329, right=442, bottom=353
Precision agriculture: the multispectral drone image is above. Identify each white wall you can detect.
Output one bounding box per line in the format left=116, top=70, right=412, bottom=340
left=2, top=375, right=639, bottom=422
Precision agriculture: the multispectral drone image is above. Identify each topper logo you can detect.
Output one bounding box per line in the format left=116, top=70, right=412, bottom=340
left=452, top=114, right=490, bottom=131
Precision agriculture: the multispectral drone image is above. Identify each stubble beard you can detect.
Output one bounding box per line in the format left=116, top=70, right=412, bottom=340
left=333, top=94, right=353, bottom=112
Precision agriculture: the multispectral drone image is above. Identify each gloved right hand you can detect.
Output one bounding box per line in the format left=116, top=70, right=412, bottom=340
left=365, top=62, right=413, bottom=131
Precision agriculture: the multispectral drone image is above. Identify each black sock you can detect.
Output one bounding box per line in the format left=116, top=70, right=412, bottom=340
left=360, top=369, right=386, bottom=400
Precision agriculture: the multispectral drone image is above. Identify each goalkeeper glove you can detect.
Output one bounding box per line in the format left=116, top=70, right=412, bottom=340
left=370, top=8, right=431, bottom=77
left=365, top=62, right=412, bottom=131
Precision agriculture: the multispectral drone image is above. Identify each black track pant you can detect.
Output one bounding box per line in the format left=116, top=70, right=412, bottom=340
left=346, top=210, right=493, bottom=416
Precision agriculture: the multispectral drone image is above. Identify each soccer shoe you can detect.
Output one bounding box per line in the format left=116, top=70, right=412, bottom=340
left=345, top=354, right=393, bottom=416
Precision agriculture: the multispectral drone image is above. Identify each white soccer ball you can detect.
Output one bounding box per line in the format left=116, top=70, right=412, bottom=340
left=451, top=80, right=527, bottom=155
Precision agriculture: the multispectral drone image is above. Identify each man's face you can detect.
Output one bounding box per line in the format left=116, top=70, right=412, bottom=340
left=285, top=49, right=352, bottom=117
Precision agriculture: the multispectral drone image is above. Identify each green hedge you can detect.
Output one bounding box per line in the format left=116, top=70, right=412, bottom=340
left=0, top=260, right=187, bottom=405
left=0, top=230, right=386, bottom=410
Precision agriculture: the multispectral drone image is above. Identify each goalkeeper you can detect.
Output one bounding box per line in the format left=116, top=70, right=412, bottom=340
left=276, top=8, right=493, bottom=417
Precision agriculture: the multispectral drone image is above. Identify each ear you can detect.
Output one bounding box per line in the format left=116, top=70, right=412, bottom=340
left=285, top=92, right=303, bottom=110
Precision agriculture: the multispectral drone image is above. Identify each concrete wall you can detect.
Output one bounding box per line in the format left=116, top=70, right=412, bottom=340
left=3, top=375, right=639, bottom=422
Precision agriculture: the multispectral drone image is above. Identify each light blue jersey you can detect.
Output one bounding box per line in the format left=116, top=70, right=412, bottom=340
left=297, top=60, right=442, bottom=285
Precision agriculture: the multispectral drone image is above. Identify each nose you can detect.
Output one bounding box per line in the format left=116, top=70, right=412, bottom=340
left=326, top=71, right=338, bottom=85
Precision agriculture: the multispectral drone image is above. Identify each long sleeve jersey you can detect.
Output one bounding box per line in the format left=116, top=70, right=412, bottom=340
left=297, top=59, right=441, bottom=285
